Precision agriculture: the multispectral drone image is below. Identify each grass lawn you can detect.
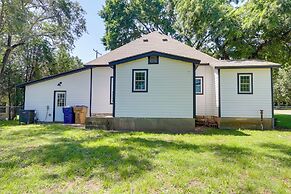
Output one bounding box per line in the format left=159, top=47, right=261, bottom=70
left=275, top=114, right=291, bottom=129
left=0, top=121, right=290, bottom=193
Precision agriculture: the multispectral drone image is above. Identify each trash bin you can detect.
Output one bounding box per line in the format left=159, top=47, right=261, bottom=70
left=73, top=106, right=88, bottom=124
left=63, top=107, right=74, bottom=124
left=19, top=110, right=35, bottom=124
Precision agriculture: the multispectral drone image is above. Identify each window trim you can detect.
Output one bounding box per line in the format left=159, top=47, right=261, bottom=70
left=110, top=76, right=114, bottom=104
left=132, top=69, right=148, bottom=93
left=195, top=76, right=204, bottom=95
left=237, top=73, right=253, bottom=94
left=148, top=56, right=159, bottom=64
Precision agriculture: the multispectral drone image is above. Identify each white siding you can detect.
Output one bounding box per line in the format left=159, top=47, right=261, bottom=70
left=196, top=65, right=218, bottom=116
left=115, top=57, right=194, bottom=118
left=25, top=70, right=91, bottom=122
left=220, top=68, right=272, bottom=118
left=25, top=67, right=113, bottom=122
left=91, top=67, right=113, bottom=114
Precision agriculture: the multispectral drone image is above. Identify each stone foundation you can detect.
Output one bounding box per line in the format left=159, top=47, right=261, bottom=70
left=86, top=117, right=196, bottom=133
left=219, top=117, right=274, bottom=129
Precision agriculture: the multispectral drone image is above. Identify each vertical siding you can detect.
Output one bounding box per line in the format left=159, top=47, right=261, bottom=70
left=91, top=67, right=113, bottom=114
left=220, top=68, right=272, bottom=118
left=115, top=57, right=193, bottom=118
left=196, top=65, right=218, bottom=116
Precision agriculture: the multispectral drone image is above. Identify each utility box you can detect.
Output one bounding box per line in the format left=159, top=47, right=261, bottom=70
left=63, top=107, right=74, bottom=124
left=19, top=110, right=35, bottom=124
left=73, top=106, right=88, bottom=124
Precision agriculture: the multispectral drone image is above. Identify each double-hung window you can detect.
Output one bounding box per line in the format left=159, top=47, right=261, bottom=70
left=132, top=69, right=148, bottom=92
left=238, top=73, right=253, bottom=94
left=195, top=76, right=203, bottom=95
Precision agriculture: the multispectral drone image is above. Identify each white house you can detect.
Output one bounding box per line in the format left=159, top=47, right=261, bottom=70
left=18, top=32, right=280, bottom=130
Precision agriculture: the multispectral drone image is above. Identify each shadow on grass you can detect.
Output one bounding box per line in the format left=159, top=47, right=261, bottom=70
left=0, top=135, right=153, bottom=181
left=199, top=128, right=250, bottom=136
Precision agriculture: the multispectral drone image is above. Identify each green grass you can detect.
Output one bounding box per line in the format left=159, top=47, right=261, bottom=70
left=275, top=114, right=291, bottom=129
left=0, top=121, right=290, bottom=193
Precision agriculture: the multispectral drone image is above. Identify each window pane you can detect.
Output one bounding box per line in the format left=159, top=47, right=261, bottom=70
left=135, top=72, right=145, bottom=81
left=133, top=70, right=147, bottom=91
left=135, top=81, right=145, bottom=90
left=239, top=74, right=252, bottom=93
left=149, top=56, right=158, bottom=64
left=195, top=78, right=202, bottom=94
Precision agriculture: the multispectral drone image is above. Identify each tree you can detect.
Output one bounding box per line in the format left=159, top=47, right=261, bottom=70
left=100, top=0, right=177, bottom=50
left=274, top=67, right=291, bottom=106
left=0, top=0, right=86, bottom=76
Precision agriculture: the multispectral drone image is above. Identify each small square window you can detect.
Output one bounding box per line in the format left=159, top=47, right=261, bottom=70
left=132, top=69, right=148, bottom=92
left=238, top=73, right=253, bottom=94
left=195, top=77, right=203, bottom=95
left=148, top=56, right=159, bottom=64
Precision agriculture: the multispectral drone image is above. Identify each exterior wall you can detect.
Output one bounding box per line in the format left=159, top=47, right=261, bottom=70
left=25, top=70, right=91, bottom=122
left=91, top=67, right=113, bottom=114
left=24, top=67, right=113, bottom=122
left=115, top=57, right=194, bottom=118
left=220, top=68, right=272, bottom=118
left=196, top=65, right=218, bottom=116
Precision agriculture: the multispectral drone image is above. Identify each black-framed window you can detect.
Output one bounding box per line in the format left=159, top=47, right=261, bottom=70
left=132, top=69, right=148, bottom=92
left=195, top=76, right=203, bottom=95
left=238, top=73, right=253, bottom=94
left=148, top=56, right=159, bottom=64
left=110, top=76, right=114, bottom=104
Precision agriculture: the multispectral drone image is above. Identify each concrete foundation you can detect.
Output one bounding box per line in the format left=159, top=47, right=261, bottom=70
left=86, top=117, right=196, bottom=133
left=219, top=117, right=274, bottom=129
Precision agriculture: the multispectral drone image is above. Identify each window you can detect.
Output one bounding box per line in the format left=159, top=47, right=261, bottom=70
left=195, top=77, right=203, bottom=95
left=238, top=73, right=253, bottom=94
left=148, top=56, right=159, bottom=64
left=132, top=69, right=148, bottom=92
left=57, top=93, right=66, bottom=107
left=110, top=76, right=114, bottom=104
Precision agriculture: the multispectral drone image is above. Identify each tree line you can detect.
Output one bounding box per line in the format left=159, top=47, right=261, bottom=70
left=100, top=0, right=291, bottom=106
left=0, top=0, right=86, bottom=110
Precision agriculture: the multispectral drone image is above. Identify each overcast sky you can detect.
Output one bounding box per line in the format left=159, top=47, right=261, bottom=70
left=72, top=0, right=106, bottom=63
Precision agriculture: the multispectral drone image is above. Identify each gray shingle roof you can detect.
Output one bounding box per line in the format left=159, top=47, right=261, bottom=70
left=86, top=31, right=280, bottom=68
left=213, top=59, right=281, bottom=68
left=86, top=31, right=219, bottom=66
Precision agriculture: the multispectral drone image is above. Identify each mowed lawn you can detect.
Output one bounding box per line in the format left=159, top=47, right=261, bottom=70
left=0, top=121, right=290, bottom=193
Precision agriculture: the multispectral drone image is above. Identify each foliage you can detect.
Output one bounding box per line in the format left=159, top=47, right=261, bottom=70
left=100, top=0, right=177, bottom=50
left=0, top=122, right=290, bottom=193
left=274, top=67, right=291, bottom=106
left=100, top=0, right=291, bottom=104
left=0, top=0, right=86, bottom=109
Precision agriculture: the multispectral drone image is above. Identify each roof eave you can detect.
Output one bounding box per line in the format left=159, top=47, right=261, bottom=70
left=108, top=51, right=201, bottom=66
left=215, top=65, right=281, bottom=69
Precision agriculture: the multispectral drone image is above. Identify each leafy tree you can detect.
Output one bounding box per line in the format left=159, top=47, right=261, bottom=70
left=0, top=0, right=86, bottom=117
left=0, top=0, right=86, bottom=76
left=100, top=0, right=177, bottom=50
left=274, top=67, right=291, bottom=106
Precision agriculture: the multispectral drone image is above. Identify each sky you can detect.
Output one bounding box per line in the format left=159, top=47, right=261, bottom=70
left=72, top=0, right=106, bottom=63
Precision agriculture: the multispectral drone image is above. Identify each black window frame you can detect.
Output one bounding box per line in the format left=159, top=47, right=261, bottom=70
left=195, top=76, right=204, bottom=95
left=132, top=69, right=148, bottom=93
left=110, top=76, right=114, bottom=104
left=237, top=73, right=253, bottom=94
left=148, top=56, right=159, bottom=64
